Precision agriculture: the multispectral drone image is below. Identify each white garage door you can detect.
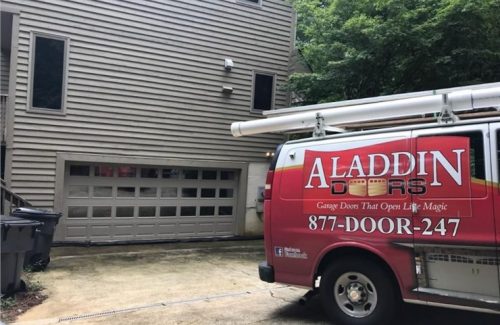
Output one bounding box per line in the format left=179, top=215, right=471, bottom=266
left=62, top=163, right=239, bottom=242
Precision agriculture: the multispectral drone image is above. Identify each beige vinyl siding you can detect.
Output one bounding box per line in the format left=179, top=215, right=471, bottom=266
left=0, top=50, right=9, bottom=95
left=4, top=0, right=293, bottom=208
left=10, top=149, right=56, bottom=208
left=0, top=50, right=8, bottom=144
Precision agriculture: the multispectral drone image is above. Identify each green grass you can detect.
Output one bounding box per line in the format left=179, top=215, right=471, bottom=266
left=1, top=296, right=17, bottom=309
left=0, top=275, right=47, bottom=323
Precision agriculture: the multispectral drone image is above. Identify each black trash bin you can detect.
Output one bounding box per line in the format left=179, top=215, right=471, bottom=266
left=12, top=207, right=62, bottom=271
left=1, top=215, right=42, bottom=295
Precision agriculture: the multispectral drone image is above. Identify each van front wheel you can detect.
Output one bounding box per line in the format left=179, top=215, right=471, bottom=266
left=320, top=258, right=397, bottom=325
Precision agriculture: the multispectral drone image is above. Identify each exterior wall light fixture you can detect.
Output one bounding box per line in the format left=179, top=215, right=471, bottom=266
left=224, top=58, right=234, bottom=71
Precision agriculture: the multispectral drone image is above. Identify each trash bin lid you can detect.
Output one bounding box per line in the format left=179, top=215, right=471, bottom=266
left=12, top=207, right=62, bottom=219
left=13, top=207, right=50, bottom=214
left=0, top=215, right=42, bottom=227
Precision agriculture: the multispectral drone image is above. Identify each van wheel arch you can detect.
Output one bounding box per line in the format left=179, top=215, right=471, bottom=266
left=315, top=247, right=401, bottom=299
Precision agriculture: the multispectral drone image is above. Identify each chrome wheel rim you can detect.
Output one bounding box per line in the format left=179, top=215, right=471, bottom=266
left=333, top=272, right=378, bottom=318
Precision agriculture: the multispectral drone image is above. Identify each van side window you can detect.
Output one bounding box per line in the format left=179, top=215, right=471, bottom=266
left=497, top=130, right=500, bottom=186
left=424, top=131, right=485, bottom=180
left=467, top=132, right=485, bottom=180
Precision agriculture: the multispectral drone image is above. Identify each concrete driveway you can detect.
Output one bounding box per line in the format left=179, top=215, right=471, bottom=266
left=12, top=240, right=499, bottom=325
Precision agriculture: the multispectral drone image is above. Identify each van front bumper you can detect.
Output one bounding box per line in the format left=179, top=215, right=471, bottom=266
left=259, top=261, right=275, bottom=283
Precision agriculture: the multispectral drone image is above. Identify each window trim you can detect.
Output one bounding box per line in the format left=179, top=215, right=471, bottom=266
left=27, top=31, right=69, bottom=115
left=237, top=0, right=263, bottom=8
left=250, top=71, right=276, bottom=114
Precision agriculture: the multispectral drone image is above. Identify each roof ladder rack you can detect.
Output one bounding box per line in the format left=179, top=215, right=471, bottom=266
left=438, top=94, right=459, bottom=124
left=231, top=85, right=500, bottom=137
left=313, top=113, right=347, bottom=138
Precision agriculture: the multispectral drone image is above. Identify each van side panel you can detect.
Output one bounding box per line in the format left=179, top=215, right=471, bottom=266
left=410, top=124, right=499, bottom=305
left=492, top=124, right=500, bottom=297
left=269, top=133, right=418, bottom=291
left=267, top=125, right=500, bottom=309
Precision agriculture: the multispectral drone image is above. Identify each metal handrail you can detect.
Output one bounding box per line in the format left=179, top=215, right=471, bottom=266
left=1, top=178, right=32, bottom=215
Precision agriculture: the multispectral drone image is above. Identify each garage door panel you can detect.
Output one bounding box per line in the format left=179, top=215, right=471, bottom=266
left=159, top=207, right=177, bottom=217
left=198, top=223, right=216, bottom=233
left=90, top=225, right=112, bottom=237
left=157, top=224, right=177, bottom=236
left=92, top=206, right=113, bottom=219
left=63, top=163, right=239, bottom=242
left=136, top=225, right=156, bottom=237
left=178, top=223, right=197, bottom=235
left=67, top=206, right=89, bottom=219
left=216, top=222, right=235, bottom=234
left=114, top=225, right=135, bottom=237
left=65, top=226, right=88, bottom=239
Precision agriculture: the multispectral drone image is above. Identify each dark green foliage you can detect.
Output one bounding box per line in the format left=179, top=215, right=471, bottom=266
left=290, top=0, right=500, bottom=104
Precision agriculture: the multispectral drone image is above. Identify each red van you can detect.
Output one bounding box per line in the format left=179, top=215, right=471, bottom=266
left=232, top=86, right=500, bottom=324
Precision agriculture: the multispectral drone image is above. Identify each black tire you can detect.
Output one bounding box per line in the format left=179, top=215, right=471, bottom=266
left=320, top=257, right=399, bottom=325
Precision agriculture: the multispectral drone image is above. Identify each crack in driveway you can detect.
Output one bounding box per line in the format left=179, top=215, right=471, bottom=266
left=269, top=289, right=296, bottom=304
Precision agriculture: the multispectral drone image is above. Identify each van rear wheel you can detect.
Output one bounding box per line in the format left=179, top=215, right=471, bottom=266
left=320, top=257, right=397, bottom=325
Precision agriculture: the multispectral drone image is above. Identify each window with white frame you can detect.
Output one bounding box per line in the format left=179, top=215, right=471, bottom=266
left=251, top=72, right=275, bottom=112
left=30, top=34, right=68, bottom=111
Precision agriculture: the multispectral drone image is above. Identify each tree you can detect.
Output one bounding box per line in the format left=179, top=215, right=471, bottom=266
left=289, top=0, right=500, bottom=104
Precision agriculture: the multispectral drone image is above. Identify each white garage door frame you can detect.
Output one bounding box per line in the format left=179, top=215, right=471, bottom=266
left=54, top=153, right=249, bottom=243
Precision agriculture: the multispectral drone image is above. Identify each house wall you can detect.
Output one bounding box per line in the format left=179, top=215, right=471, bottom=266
left=0, top=49, right=9, bottom=95
left=244, top=162, right=269, bottom=235
left=4, top=1, right=291, bottom=197
left=2, top=0, right=293, bottom=237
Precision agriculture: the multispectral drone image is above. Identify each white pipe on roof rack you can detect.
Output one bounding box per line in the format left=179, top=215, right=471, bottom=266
left=231, top=86, right=500, bottom=137
left=263, top=82, right=500, bottom=117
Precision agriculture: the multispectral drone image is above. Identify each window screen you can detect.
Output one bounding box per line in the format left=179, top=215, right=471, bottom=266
left=252, top=73, right=274, bottom=111
left=32, top=36, right=66, bottom=110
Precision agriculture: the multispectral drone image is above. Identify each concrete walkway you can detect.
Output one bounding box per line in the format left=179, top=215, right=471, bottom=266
left=12, top=240, right=500, bottom=325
